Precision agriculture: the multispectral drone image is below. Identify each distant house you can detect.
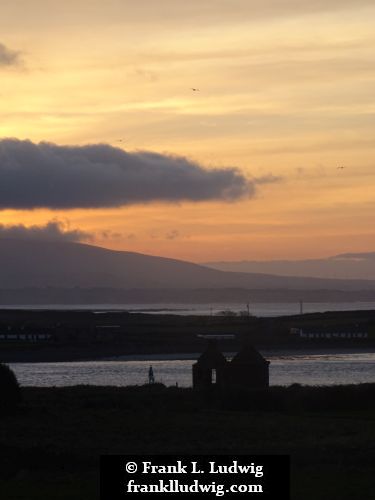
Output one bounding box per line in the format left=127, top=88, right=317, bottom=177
left=193, top=340, right=269, bottom=390
left=0, top=332, right=52, bottom=343
left=290, top=328, right=368, bottom=340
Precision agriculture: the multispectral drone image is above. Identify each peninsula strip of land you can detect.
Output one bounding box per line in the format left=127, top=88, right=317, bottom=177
left=1, top=309, right=375, bottom=363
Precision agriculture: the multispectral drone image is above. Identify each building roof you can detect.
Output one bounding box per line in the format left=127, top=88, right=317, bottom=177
left=195, top=340, right=227, bottom=367
left=231, top=344, right=268, bottom=365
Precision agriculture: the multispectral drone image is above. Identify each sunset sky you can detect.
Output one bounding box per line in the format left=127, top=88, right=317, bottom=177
left=1, top=0, right=375, bottom=262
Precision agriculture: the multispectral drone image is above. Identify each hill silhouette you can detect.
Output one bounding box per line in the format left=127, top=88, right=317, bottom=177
left=205, top=252, right=375, bottom=280
left=1, top=238, right=375, bottom=292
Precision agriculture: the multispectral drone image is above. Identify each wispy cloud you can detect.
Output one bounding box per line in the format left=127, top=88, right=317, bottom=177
left=0, top=42, right=22, bottom=67
left=165, top=229, right=180, bottom=240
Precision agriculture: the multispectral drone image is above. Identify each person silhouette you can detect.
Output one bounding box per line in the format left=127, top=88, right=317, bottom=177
left=148, top=365, right=154, bottom=384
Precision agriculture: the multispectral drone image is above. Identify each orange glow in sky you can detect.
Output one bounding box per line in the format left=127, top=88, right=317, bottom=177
left=1, top=0, right=375, bottom=262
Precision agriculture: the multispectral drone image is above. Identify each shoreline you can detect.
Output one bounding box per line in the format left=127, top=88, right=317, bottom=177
left=0, top=302, right=375, bottom=316
left=4, top=346, right=375, bottom=364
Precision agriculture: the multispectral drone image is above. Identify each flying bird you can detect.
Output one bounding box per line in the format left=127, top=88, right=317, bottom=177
left=191, top=88, right=200, bottom=91
left=337, top=166, right=345, bottom=169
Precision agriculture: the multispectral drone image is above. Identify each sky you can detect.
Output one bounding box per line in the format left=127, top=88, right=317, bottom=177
left=1, top=0, right=375, bottom=262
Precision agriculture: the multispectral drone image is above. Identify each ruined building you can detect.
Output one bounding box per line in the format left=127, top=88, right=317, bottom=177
left=193, top=340, right=269, bottom=390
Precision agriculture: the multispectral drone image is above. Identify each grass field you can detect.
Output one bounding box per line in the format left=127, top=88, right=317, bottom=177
left=1, top=384, right=374, bottom=499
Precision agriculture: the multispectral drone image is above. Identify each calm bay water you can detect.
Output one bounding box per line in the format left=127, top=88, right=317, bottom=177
left=10, top=351, right=375, bottom=388
left=2, top=301, right=375, bottom=317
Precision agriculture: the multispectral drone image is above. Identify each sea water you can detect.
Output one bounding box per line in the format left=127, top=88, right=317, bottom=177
left=9, top=350, right=375, bottom=388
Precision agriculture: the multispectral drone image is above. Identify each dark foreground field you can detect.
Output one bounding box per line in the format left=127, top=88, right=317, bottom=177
left=1, top=384, right=375, bottom=499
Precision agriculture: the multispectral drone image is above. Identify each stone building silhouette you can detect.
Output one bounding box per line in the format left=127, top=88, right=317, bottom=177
left=193, top=340, right=269, bottom=389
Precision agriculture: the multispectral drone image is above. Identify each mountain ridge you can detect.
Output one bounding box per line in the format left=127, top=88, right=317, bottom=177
left=204, top=252, right=375, bottom=281
left=1, top=238, right=375, bottom=293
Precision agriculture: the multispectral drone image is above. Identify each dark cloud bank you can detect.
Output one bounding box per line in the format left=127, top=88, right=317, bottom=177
left=0, top=221, right=91, bottom=243
left=0, top=139, right=278, bottom=209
